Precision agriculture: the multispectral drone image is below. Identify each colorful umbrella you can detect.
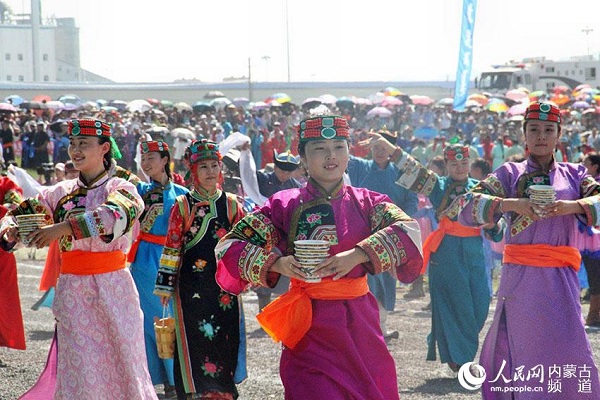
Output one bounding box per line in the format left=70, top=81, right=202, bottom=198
left=468, top=93, right=489, bottom=106
left=486, top=102, right=509, bottom=113
left=265, top=93, right=291, bottom=104
left=528, top=90, right=546, bottom=101
left=383, top=87, right=402, bottom=97
left=550, top=94, right=570, bottom=106
left=58, top=94, right=82, bottom=105
left=302, top=97, right=322, bottom=109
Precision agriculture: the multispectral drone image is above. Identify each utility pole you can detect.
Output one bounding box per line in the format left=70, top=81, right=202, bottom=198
left=285, top=0, right=290, bottom=82
left=248, top=57, right=253, bottom=102
left=582, top=26, right=594, bottom=57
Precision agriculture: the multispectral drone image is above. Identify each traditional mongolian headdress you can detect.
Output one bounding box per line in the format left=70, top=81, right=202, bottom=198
left=443, top=144, right=470, bottom=161
left=68, top=119, right=111, bottom=137
left=140, top=140, right=169, bottom=154
left=186, top=139, right=222, bottom=164
left=273, top=150, right=300, bottom=171
left=296, top=115, right=350, bottom=144
left=524, top=102, right=561, bottom=124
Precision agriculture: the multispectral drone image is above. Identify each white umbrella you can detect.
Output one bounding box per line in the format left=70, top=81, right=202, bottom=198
left=366, top=106, right=393, bottom=119
left=171, top=127, right=196, bottom=140
left=319, top=94, right=337, bottom=104
left=209, top=97, right=232, bottom=111
left=45, top=100, right=65, bottom=110
left=174, top=102, right=192, bottom=112
left=127, top=99, right=153, bottom=113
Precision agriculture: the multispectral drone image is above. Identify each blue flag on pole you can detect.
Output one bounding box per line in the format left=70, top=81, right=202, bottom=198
left=453, top=0, right=477, bottom=111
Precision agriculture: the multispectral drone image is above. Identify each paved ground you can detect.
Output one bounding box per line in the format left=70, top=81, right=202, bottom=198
left=2, top=248, right=600, bottom=399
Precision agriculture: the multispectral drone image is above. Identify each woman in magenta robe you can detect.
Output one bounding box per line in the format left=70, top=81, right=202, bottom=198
left=215, top=114, right=423, bottom=399
left=459, top=102, right=600, bottom=399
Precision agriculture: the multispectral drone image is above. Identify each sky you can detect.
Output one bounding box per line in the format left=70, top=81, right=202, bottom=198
left=4, top=0, right=600, bottom=83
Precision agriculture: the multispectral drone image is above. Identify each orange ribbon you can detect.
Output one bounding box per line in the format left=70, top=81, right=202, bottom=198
left=61, top=250, right=126, bottom=275
left=256, top=276, right=369, bottom=349
left=503, top=244, right=581, bottom=271
left=126, top=232, right=167, bottom=263
left=421, top=217, right=481, bottom=273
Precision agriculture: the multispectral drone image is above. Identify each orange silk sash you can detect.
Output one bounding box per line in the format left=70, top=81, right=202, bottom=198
left=256, top=276, right=369, bottom=349
left=61, top=250, right=126, bottom=275
left=422, top=217, right=481, bottom=272
left=503, top=244, right=581, bottom=271
left=126, top=232, right=167, bottom=263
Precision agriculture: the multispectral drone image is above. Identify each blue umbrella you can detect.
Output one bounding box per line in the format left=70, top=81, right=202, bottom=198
left=4, top=95, right=25, bottom=106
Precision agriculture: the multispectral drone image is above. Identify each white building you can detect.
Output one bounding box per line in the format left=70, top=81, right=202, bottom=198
left=0, top=1, right=110, bottom=83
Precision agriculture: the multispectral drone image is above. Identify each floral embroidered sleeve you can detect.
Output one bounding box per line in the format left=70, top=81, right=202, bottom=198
left=459, top=172, right=508, bottom=226
left=215, top=210, right=282, bottom=295
left=393, top=149, right=439, bottom=196
left=355, top=199, right=423, bottom=284
left=0, top=197, right=53, bottom=250
left=155, top=194, right=187, bottom=297
left=576, top=174, right=600, bottom=226
left=68, top=179, right=143, bottom=243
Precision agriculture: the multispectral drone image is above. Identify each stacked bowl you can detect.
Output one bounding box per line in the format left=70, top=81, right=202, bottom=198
left=294, top=240, right=330, bottom=283
left=528, top=185, right=556, bottom=205
left=16, top=214, right=51, bottom=245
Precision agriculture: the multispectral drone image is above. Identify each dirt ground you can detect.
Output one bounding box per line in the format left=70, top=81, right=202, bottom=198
left=2, top=248, right=600, bottom=400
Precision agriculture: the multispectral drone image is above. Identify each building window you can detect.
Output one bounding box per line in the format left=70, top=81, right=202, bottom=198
left=5, top=53, right=10, bottom=61
left=565, top=70, right=569, bottom=76
left=43, top=75, right=49, bottom=81
left=585, top=67, right=596, bottom=80
left=17, top=53, right=23, bottom=61
left=43, top=54, right=48, bottom=61
left=18, top=75, right=24, bottom=81
left=546, top=67, right=554, bottom=73
left=6, top=75, right=11, bottom=81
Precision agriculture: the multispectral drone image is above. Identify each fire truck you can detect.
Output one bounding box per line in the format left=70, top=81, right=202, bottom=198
left=476, top=55, right=600, bottom=93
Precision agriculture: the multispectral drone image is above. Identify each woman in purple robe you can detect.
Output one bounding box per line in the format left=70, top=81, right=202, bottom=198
left=459, top=102, right=600, bottom=399
left=215, top=113, right=423, bottom=399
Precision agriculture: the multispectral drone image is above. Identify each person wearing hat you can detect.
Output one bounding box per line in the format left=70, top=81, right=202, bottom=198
left=0, top=119, right=157, bottom=399
left=216, top=113, right=423, bottom=399
left=155, top=139, right=246, bottom=400
left=459, top=102, right=600, bottom=397
left=128, top=140, right=188, bottom=399
left=347, top=127, right=418, bottom=341
left=370, top=132, right=505, bottom=373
